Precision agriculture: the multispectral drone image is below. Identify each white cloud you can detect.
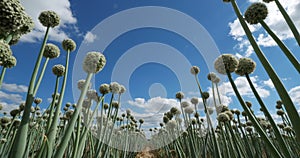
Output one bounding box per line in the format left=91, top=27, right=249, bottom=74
left=0, top=91, right=24, bottom=104
left=229, top=0, right=300, bottom=56
left=289, top=86, right=300, bottom=106
left=2, top=83, right=28, bottom=93
left=206, top=76, right=271, bottom=107
left=128, top=97, right=179, bottom=113
left=263, top=79, right=275, bottom=89
left=83, top=32, right=97, bottom=43
left=20, top=0, right=77, bottom=42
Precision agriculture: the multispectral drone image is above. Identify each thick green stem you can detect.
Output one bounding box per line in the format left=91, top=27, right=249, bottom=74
left=54, top=73, right=93, bottom=158
left=46, top=51, right=71, bottom=157
left=274, top=0, right=300, bottom=46
left=245, top=73, right=292, bottom=158
left=227, top=71, right=282, bottom=158
left=230, top=0, right=300, bottom=142
left=9, top=27, right=50, bottom=158
left=260, top=20, right=300, bottom=73
left=0, top=67, right=6, bottom=89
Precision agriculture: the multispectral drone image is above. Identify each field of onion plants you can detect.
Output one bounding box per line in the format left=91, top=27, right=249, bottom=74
left=0, top=0, right=299, bottom=157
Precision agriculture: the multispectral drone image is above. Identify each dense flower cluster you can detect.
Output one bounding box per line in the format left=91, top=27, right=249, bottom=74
left=245, top=3, right=268, bottom=25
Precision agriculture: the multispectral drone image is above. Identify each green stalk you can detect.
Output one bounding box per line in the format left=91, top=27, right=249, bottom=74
left=35, top=76, right=59, bottom=158
left=9, top=27, right=50, bottom=158
left=46, top=51, right=71, bottom=157
left=274, top=0, right=300, bottom=46
left=259, top=20, right=300, bottom=73
left=226, top=71, right=282, bottom=158
left=72, top=116, right=82, bottom=158
left=54, top=73, right=93, bottom=158
left=33, top=58, right=50, bottom=96
left=245, top=73, right=292, bottom=158
left=230, top=0, right=300, bottom=142
left=194, top=74, right=222, bottom=158
left=77, top=98, right=103, bottom=157
left=0, top=67, right=6, bottom=89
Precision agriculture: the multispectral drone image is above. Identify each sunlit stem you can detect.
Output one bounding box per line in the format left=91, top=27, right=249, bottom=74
left=54, top=73, right=93, bottom=158
left=230, top=0, right=300, bottom=142
left=9, top=26, right=50, bottom=158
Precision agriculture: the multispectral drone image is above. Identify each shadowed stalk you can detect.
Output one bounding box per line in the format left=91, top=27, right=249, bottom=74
left=54, top=73, right=93, bottom=158
left=193, top=72, right=222, bottom=158
left=72, top=115, right=82, bottom=158
left=229, top=0, right=300, bottom=142
left=33, top=58, right=49, bottom=96
left=273, top=0, right=300, bottom=46
left=77, top=97, right=103, bottom=157
left=259, top=20, right=300, bottom=73
left=0, top=67, right=6, bottom=89
left=245, top=73, right=293, bottom=158
left=36, top=76, right=60, bottom=158
left=226, top=70, right=282, bottom=158
left=9, top=26, right=50, bottom=158
left=45, top=48, right=71, bottom=157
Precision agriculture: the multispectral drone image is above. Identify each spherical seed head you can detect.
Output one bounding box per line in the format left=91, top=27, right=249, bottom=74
left=275, top=104, right=282, bottom=109
left=235, top=58, right=256, bottom=76
left=10, top=109, right=20, bottom=117
left=103, top=103, right=109, bottom=110
left=217, top=112, right=230, bottom=122
left=2, top=55, right=17, bottom=68
left=77, top=79, right=91, bottom=91
left=99, top=83, right=110, bottom=95
left=181, top=101, right=190, bottom=108
left=214, top=54, right=239, bottom=74
left=0, top=0, right=34, bottom=36
left=175, top=91, right=184, bottom=100
left=276, top=100, right=282, bottom=106
left=245, top=3, right=268, bottom=25
left=163, top=116, right=169, bottom=123
left=207, top=72, right=217, bottom=81
left=190, top=66, right=200, bottom=75
left=43, top=43, right=60, bottom=59
left=277, top=109, right=285, bottom=116
left=38, top=10, right=60, bottom=28
left=112, top=101, right=119, bottom=109
left=202, top=92, right=210, bottom=99
left=139, top=119, right=144, bottom=124
left=83, top=51, right=106, bottom=74
left=191, top=97, right=199, bottom=105
left=65, top=102, right=71, bottom=107
left=34, top=98, right=42, bottom=104
left=184, top=106, right=194, bottom=114
left=110, top=82, right=121, bottom=94
left=212, top=76, right=221, bottom=83
left=0, top=41, right=13, bottom=66
left=87, top=89, right=98, bottom=102
left=52, top=64, right=65, bottom=77
left=119, top=85, right=126, bottom=94
left=263, top=0, right=274, bottom=3
left=245, top=101, right=252, bottom=108
left=62, top=38, right=76, bottom=52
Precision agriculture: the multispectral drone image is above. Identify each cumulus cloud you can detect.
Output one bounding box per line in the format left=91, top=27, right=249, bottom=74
left=83, top=32, right=97, bottom=43
left=289, top=86, right=300, bottom=106
left=263, top=79, right=275, bottom=89
left=20, top=0, right=77, bottom=42
left=2, top=83, right=28, bottom=93
left=229, top=0, right=300, bottom=56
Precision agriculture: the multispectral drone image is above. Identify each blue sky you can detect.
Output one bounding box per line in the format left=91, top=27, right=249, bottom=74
left=1, top=0, right=300, bottom=128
